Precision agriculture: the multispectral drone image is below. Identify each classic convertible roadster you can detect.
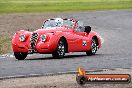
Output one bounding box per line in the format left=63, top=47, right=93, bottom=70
left=12, top=18, right=102, bottom=60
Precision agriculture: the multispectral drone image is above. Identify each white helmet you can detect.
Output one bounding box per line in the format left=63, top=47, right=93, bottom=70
left=55, top=18, right=63, bottom=27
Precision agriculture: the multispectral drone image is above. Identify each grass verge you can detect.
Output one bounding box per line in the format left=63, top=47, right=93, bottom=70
left=0, top=36, right=12, bottom=54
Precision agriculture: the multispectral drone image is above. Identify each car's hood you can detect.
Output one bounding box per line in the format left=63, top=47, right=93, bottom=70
left=34, top=27, right=73, bottom=34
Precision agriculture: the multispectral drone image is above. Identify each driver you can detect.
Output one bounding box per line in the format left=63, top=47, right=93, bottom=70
left=55, top=18, right=63, bottom=27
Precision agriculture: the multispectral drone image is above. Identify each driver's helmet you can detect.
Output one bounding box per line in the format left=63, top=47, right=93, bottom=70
left=55, top=18, right=63, bottom=27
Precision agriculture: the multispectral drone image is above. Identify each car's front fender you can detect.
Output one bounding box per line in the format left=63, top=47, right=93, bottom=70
left=12, top=30, right=32, bottom=52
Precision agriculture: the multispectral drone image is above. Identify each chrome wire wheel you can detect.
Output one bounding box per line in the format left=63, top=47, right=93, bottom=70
left=52, top=39, right=66, bottom=58
left=57, top=41, right=65, bottom=56
left=86, top=38, right=98, bottom=55
left=91, top=39, right=97, bottom=54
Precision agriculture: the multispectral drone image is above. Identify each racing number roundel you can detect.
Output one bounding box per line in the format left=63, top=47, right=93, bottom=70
left=83, top=41, right=87, bottom=46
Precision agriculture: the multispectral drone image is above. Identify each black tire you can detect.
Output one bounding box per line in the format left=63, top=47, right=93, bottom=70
left=76, top=75, right=87, bottom=85
left=86, top=38, right=98, bottom=55
left=14, top=52, right=28, bottom=60
left=52, top=39, right=66, bottom=58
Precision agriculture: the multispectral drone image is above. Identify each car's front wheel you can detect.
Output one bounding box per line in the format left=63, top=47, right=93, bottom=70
left=86, top=38, right=98, bottom=55
left=14, top=52, right=28, bottom=60
left=52, top=39, right=66, bottom=58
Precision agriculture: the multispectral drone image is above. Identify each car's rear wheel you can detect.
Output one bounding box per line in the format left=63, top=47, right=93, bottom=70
left=52, top=39, right=66, bottom=58
left=14, top=52, right=28, bottom=60
left=86, top=38, right=98, bottom=55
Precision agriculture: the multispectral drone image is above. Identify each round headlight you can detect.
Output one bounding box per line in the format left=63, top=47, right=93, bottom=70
left=40, top=35, right=46, bottom=42
left=19, top=34, right=26, bottom=42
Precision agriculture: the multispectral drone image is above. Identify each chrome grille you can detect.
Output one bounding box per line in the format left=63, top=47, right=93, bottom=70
left=30, top=33, right=38, bottom=49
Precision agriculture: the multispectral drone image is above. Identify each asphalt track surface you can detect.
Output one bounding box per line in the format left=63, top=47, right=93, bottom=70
left=0, top=9, right=132, bottom=78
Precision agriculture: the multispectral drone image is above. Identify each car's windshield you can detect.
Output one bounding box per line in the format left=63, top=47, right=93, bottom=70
left=42, top=18, right=75, bottom=29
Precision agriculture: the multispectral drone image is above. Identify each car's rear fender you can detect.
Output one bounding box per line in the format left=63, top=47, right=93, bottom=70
left=87, top=31, right=101, bottom=48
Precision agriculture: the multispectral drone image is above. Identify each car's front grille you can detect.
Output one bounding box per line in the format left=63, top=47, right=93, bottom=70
left=30, top=33, right=38, bottom=49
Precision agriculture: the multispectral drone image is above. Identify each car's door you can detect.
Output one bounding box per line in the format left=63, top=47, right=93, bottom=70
left=73, top=21, right=90, bottom=51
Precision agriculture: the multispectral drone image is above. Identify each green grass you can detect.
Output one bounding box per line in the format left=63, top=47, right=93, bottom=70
left=0, top=36, right=12, bottom=54
left=0, top=0, right=132, bottom=13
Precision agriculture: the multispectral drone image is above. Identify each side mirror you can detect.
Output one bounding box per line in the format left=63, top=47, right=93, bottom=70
left=84, top=26, right=91, bottom=33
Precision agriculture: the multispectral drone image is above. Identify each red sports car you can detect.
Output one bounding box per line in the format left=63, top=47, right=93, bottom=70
left=12, top=18, right=102, bottom=60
